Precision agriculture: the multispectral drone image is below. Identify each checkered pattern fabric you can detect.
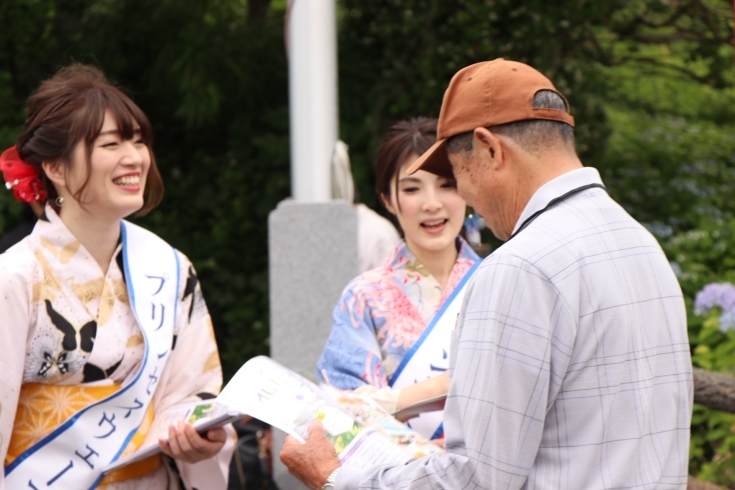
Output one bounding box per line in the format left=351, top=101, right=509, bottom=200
left=337, top=168, right=693, bottom=490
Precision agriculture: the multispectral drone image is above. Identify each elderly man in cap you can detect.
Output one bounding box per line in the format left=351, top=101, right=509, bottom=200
left=281, top=59, right=693, bottom=490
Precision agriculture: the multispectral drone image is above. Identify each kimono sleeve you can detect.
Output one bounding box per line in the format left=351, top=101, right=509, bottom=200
left=316, top=278, right=388, bottom=389
left=150, top=252, right=235, bottom=490
left=0, top=249, right=33, bottom=490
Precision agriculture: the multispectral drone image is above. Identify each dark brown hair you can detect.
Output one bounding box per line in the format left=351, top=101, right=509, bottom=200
left=16, top=63, right=163, bottom=216
left=375, top=117, right=438, bottom=209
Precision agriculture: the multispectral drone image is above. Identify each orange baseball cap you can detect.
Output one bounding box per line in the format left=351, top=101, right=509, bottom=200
left=407, top=58, right=574, bottom=179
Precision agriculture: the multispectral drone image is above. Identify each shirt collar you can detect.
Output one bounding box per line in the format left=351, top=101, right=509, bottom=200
left=512, top=167, right=604, bottom=235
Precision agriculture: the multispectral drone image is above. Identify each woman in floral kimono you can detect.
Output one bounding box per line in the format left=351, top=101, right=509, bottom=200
left=317, top=118, right=481, bottom=440
left=0, top=65, right=233, bottom=489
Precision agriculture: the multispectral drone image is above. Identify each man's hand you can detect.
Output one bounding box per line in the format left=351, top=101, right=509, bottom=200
left=158, top=420, right=227, bottom=464
left=280, top=421, right=341, bottom=490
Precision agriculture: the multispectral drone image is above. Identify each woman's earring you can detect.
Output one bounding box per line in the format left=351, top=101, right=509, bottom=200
left=55, top=196, right=64, bottom=206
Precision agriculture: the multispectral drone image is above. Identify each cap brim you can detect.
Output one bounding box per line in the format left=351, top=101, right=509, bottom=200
left=406, top=139, right=455, bottom=180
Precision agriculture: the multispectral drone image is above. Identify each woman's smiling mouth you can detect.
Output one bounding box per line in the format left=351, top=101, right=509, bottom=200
left=421, top=218, right=448, bottom=234
left=112, top=174, right=141, bottom=189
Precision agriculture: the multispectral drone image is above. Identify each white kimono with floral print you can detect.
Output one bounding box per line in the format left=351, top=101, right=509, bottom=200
left=0, top=206, right=234, bottom=489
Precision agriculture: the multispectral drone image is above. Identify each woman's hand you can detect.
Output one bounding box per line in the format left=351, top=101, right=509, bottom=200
left=158, top=420, right=227, bottom=464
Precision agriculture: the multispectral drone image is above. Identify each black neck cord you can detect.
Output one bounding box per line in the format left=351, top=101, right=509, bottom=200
left=506, top=183, right=608, bottom=242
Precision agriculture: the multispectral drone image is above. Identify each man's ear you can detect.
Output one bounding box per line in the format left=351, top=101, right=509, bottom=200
left=42, top=160, right=66, bottom=190
left=473, top=127, right=505, bottom=169
left=380, top=192, right=397, bottom=216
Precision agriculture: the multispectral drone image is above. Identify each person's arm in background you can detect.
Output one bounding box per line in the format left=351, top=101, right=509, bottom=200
left=353, top=372, right=449, bottom=419
left=284, top=252, right=576, bottom=490
left=396, top=372, right=449, bottom=414
left=316, top=279, right=388, bottom=389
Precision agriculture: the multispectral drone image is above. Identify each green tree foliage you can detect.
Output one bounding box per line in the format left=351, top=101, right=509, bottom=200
left=1, top=0, right=734, bottom=482
left=338, top=0, right=616, bottom=204
left=0, top=0, right=291, bottom=378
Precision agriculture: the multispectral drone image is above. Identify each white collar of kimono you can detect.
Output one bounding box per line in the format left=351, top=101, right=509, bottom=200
left=37, top=203, right=123, bottom=268
left=39, top=202, right=82, bottom=246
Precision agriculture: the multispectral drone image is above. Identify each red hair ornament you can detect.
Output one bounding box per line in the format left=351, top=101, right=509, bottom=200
left=0, top=146, right=47, bottom=203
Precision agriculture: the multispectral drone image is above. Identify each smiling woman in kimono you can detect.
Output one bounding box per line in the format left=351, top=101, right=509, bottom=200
left=317, top=118, right=481, bottom=440
left=0, top=65, right=233, bottom=489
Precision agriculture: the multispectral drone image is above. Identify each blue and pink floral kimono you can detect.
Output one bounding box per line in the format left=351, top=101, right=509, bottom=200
left=317, top=237, right=480, bottom=390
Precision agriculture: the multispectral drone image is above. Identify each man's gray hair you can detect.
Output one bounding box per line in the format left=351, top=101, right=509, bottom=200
left=446, top=90, right=575, bottom=154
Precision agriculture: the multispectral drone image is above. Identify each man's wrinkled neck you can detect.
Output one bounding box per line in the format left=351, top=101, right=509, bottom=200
left=502, top=148, right=583, bottom=240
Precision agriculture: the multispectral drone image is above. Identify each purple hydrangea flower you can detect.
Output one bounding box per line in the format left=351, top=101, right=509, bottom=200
left=694, top=282, right=735, bottom=332
left=719, top=310, right=735, bottom=333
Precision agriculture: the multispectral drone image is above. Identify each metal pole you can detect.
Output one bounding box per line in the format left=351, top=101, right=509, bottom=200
left=287, top=0, right=338, bottom=202
left=274, top=6, right=354, bottom=486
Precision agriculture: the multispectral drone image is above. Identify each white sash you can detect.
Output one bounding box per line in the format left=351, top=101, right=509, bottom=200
left=5, top=221, right=179, bottom=490
left=389, top=261, right=479, bottom=440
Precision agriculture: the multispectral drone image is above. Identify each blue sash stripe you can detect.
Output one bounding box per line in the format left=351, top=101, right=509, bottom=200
left=389, top=260, right=481, bottom=387
left=430, top=423, right=444, bottom=441
left=172, top=249, right=181, bottom=326
left=90, top=226, right=181, bottom=489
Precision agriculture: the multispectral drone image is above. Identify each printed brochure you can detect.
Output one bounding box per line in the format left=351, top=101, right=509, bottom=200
left=104, top=356, right=442, bottom=473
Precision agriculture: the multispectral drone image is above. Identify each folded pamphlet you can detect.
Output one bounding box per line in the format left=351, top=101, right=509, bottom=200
left=103, top=356, right=442, bottom=474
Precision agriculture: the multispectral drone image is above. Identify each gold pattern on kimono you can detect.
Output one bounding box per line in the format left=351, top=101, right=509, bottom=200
left=40, top=236, right=81, bottom=264
left=31, top=249, right=62, bottom=303
left=98, top=279, right=130, bottom=326
left=126, top=334, right=144, bottom=347
left=70, top=277, right=105, bottom=304
left=203, top=351, right=221, bottom=373
left=112, top=278, right=129, bottom=304
left=6, top=383, right=119, bottom=465
left=405, top=259, right=431, bottom=277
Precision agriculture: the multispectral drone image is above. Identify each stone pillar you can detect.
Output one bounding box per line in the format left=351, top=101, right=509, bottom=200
left=269, top=200, right=358, bottom=489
